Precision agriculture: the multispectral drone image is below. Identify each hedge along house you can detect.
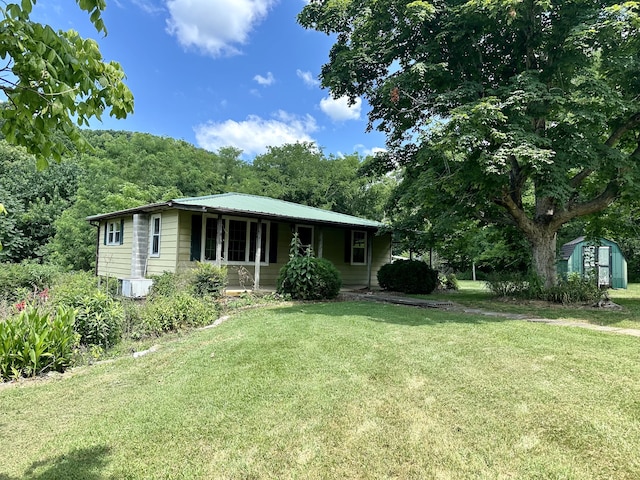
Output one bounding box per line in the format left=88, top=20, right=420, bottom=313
left=86, top=193, right=392, bottom=297
left=558, top=236, right=628, bottom=289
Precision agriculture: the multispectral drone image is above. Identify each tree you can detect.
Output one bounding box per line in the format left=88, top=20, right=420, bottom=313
left=0, top=0, right=134, bottom=167
left=299, top=0, right=640, bottom=287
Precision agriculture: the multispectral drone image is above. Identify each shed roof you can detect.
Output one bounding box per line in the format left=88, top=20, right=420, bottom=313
left=560, top=236, right=585, bottom=260
left=87, top=193, right=383, bottom=229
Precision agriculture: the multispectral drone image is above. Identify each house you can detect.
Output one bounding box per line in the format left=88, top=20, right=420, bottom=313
left=558, top=236, right=627, bottom=289
left=86, top=193, right=392, bottom=296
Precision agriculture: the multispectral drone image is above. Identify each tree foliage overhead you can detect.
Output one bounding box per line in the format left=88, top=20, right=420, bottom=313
left=299, top=0, right=640, bottom=286
left=0, top=0, right=134, bottom=167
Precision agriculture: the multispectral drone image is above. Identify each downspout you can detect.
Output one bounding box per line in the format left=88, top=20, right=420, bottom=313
left=90, top=220, right=100, bottom=276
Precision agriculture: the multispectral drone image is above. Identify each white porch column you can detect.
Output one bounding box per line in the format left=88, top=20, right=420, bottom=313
left=318, top=228, right=324, bottom=258
left=215, top=215, right=223, bottom=266
left=367, top=232, right=373, bottom=289
left=254, top=220, right=262, bottom=291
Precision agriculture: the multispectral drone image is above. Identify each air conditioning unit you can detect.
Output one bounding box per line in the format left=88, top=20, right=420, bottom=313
left=120, top=278, right=153, bottom=298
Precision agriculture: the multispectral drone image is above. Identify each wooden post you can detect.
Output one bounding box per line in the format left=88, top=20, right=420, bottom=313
left=216, top=215, right=223, bottom=267
left=318, top=228, right=324, bottom=258
left=254, top=220, right=262, bottom=291
left=367, top=232, right=373, bottom=289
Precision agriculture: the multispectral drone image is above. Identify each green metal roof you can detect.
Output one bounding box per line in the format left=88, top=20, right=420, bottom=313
left=87, top=193, right=383, bottom=229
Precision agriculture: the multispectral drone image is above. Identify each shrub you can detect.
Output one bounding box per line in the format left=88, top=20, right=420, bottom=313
left=139, top=292, right=219, bottom=335
left=0, top=261, right=62, bottom=302
left=73, top=291, right=124, bottom=348
left=485, top=274, right=531, bottom=298
left=544, top=273, right=603, bottom=304
left=277, top=236, right=342, bottom=300
left=439, top=273, right=459, bottom=290
left=377, top=260, right=438, bottom=294
left=190, top=262, right=227, bottom=298
left=48, top=272, right=123, bottom=348
left=147, top=271, right=181, bottom=300
left=0, top=305, right=78, bottom=380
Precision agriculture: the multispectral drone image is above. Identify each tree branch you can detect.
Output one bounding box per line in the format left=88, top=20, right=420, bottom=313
left=569, top=112, right=640, bottom=188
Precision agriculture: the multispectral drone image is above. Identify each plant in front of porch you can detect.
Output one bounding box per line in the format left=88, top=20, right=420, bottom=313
left=277, top=235, right=342, bottom=300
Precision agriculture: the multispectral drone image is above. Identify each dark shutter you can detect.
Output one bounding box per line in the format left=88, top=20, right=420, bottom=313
left=103, top=221, right=107, bottom=245
left=190, top=215, right=202, bottom=261
left=269, top=222, right=278, bottom=263
left=119, top=219, right=124, bottom=245
left=344, top=229, right=352, bottom=263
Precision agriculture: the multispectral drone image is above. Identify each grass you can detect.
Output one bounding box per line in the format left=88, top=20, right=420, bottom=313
left=427, top=280, right=640, bottom=329
left=1, top=301, right=640, bottom=479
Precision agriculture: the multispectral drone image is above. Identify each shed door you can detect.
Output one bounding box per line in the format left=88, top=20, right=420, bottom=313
left=598, top=246, right=611, bottom=288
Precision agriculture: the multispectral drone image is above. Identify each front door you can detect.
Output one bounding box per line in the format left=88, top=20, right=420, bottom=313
left=597, top=246, right=611, bottom=288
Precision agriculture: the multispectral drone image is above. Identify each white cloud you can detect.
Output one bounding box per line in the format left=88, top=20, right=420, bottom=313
left=296, top=69, right=320, bottom=88
left=319, top=95, right=362, bottom=122
left=194, top=111, right=318, bottom=156
left=165, top=0, right=276, bottom=57
left=254, top=72, right=275, bottom=86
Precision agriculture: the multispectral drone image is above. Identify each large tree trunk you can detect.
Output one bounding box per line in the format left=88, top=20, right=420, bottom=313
left=528, top=227, right=558, bottom=289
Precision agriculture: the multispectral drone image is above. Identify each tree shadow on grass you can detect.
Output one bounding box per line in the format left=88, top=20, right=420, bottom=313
left=0, top=445, right=112, bottom=480
left=267, top=300, right=508, bottom=327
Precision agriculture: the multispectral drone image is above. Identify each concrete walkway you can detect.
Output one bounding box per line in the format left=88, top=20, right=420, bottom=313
left=341, top=291, right=640, bottom=338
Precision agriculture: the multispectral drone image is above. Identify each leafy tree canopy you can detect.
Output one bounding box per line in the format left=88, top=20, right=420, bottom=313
left=300, top=0, right=640, bottom=286
left=0, top=0, right=134, bottom=167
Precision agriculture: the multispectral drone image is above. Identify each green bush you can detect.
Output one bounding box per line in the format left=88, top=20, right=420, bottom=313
left=139, top=292, right=219, bottom=335
left=485, top=274, right=532, bottom=297
left=73, top=291, right=124, bottom=348
left=190, top=262, right=227, bottom=298
left=0, top=261, right=62, bottom=302
left=0, top=305, right=78, bottom=380
left=148, top=271, right=181, bottom=299
left=544, top=273, right=603, bottom=304
left=439, top=273, right=459, bottom=290
left=377, top=260, right=438, bottom=294
left=277, top=236, right=342, bottom=300
left=49, top=271, right=101, bottom=306
left=49, top=272, right=123, bottom=348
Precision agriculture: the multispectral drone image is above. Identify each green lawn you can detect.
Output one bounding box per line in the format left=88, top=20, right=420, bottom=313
left=1, top=301, right=639, bottom=479
left=427, top=280, right=640, bottom=329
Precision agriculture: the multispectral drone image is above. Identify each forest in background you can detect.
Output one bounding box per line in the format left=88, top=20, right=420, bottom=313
left=1, top=128, right=639, bottom=281
left=0, top=130, right=394, bottom=271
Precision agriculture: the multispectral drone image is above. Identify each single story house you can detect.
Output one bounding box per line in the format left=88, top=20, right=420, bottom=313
left=558, top=236, right=627, bottom=289
left=86, top=193, right=392, bottom=296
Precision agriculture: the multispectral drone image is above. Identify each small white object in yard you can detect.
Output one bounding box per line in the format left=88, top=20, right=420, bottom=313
left=200, top=315, right=230, bottom=329
left=133, top=344, right=160, bottom=358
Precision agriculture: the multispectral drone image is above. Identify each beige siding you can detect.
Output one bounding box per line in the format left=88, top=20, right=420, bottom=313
left=176, top=211, right=195, bottom=267
left=146, top=210, right=180, bottom=276
left=96, top=217, right=133, bottom=278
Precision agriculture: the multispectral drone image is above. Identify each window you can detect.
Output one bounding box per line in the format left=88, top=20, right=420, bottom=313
left=296, top=225, right=314, bottom=254
left=351, top=230, right=367, bottom=264
left=150, top=214, right=161, bottom=257
left=106, top=220, right=122, bottom=245
left=202, top=217, right=270, bottom=264
left=249, top=222, right=267, bottom=262
left=227, top=219, right=247, bottom=261
left=204, top=217, right=224, bottom=261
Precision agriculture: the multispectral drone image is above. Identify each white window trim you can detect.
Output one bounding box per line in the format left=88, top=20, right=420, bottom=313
left=201, top=215, right=271, bottom=266
left=351, top=230, right=367, bottom=265
left=106, top=221, right=121, bottom=246
left=149, top=214, right=161, bottom=258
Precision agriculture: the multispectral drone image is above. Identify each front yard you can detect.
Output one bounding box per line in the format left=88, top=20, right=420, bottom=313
left=1, top=300, right=639, bottom=479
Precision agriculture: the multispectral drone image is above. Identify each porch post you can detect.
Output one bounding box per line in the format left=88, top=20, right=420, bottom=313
left=216, top=215, right=223, bottom=267
left=318, top=228, right=323, bottom=258
left=367, top=232, right=373, bottom=289
left=254, top=219, right=262, bottom=291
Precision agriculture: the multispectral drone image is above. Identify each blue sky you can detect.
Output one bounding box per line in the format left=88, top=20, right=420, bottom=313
left=32, top=0, right=387, bottom=160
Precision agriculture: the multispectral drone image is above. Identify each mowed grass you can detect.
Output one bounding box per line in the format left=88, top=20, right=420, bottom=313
left=2, top=301, right=640, bottom=479
left=428, top=280, right=640, bottom=329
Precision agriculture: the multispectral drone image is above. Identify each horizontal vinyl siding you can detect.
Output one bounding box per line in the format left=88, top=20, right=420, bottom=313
left=322, top=228, right=391, bottom=287
left=176, top=211, right=194, bottom=268
left=146, top=211, right=179, bottom=276
left=97, top=218, right=132, bottom=278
